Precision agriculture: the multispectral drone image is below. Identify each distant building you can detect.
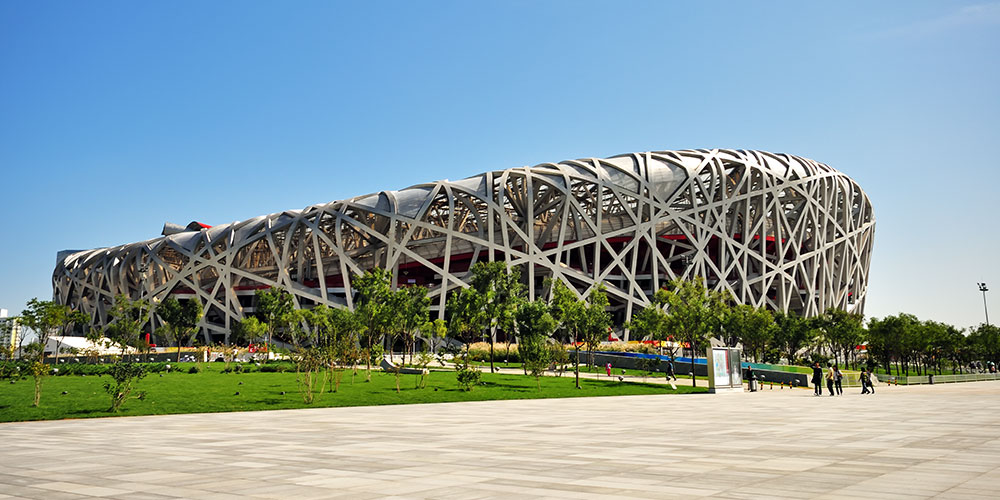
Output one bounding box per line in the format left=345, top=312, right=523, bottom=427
left=0, top=309, right=21, bottom=353
left=53, top=149, right=875, bottom=344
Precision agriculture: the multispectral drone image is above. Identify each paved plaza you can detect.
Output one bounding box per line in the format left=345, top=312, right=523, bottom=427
left=1, top=381, right=999, bottom=499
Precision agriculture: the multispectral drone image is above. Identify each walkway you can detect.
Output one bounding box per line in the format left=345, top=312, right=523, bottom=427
left=1, top=381, right=998, bottom=499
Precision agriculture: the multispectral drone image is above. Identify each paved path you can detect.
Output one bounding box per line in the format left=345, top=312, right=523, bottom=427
left=1, top=382, right=999, bottom=499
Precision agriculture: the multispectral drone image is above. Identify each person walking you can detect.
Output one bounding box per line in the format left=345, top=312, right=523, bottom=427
left=860, top=369, right=870, bottom=394
left=833, top=365, right=844, bottom=395
left=812, top=362, right=823, bottom=396
left=826, top=364, right=835, bottom=396
left=665, top=358, right=676, bottom=381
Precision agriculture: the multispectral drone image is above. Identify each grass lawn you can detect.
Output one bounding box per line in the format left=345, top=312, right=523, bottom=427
left=0, top=363, right=707, bottom=423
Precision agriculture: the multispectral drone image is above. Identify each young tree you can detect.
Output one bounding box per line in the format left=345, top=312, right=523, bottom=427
left=627, top=289, right=672, bottom=379
left=397, top=285, right=430, bottom=365
left=156, top=297, right=203, bottom=362
left=254, top=286, right=295, bottom=358
left=548, top=279, right=587, bottom=388
left=352, top=268, right=397, bottom=382
left=661, top=277, right=728, bottom=387
left=468, top=262, right=525, bottom=374
left=232, top=316, right=268, bottom=362
left=581, top=285, right=612, bottom=370
left=103, top=295, right=152, bottom=412
left=446, top=286, right=485, bottom=390
left=516, top=300, right=556, bottom=390
left=419, top=318, right=448, bottom=353
left=20, top=299, right=89, bottom=406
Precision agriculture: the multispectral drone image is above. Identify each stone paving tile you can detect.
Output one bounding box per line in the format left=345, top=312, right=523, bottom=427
left=3, top=381, right=1000, bottom=498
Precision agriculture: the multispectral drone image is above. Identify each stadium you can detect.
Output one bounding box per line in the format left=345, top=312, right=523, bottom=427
left=53, top=149, right=875, bottom=344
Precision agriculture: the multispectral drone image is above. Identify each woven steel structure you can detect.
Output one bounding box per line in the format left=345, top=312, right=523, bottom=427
left=53, top=149, right=874, bottom=343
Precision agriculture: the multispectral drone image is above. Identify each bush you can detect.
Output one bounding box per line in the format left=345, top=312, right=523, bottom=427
left=221, top=364, right=245, bottom=374
left=145, top=362, right=168, bottom=373
left=456, top=363, right=482, bottom=391
left=188, top=365, right=201, bottom=374
left=258, top=363, right=291, bottom=373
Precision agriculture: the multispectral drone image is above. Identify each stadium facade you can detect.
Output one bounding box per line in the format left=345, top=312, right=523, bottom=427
left=53, top=149, right=875, bottom=344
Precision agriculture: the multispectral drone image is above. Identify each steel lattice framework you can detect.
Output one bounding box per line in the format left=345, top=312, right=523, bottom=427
left=53, top=149, right=874, bottom=343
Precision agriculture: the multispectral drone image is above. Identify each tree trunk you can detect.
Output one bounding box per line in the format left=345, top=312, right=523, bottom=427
left=574, top=331, right=581, bottom=389
left=690, top=344, right=697, bottom=387
left=488, top=327, right=495, bottom=373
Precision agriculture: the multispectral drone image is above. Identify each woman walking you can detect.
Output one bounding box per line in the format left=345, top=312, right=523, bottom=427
left=833, top=365, right=844, bottom=395
left=826, top=364, right=835, bottom=396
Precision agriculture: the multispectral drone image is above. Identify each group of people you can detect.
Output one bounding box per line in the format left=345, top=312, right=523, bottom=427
left=811, top=362, right=877, bottom=396
left=969, top=360, right=997, bottom=373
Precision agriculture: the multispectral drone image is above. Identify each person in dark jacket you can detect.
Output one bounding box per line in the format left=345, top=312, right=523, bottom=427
left=833, top=365, right=844, bottom=395
left=812, top=362, right=823, bottom=396
left=860, top=369, right=871, bottom=394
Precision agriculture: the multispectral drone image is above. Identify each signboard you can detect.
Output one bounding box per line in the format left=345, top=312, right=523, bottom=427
left=706, top=347, right=743, bottom=393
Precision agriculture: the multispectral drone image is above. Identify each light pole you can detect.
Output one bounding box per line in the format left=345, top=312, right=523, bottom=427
left=978, top=283, right=990, bottom=326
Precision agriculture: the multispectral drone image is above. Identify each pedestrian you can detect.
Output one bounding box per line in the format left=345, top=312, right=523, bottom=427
left=812, top=362, right=823, bottom=396
left=747, top=366, right=756, bottom=392
left=834, top=365, right=843, bottom=395
left=826, top=364, right=835, bottom=396
left=869, top=371, right=877, bottom=394
left=665, top=358, right=676, bottom=381
left=860, top=369, right=870, bottom=394
left=605, top=362, right=612, bottom=377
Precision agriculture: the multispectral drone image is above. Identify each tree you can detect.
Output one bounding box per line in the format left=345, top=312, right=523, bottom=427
left=627, top=289, right=673, bottom=380
left=661, top=277, right=728, bottom=387
left=20, top=298, right=88, bottom=406
left=581, top=285, right=612, bottom=370
left=516, top=300, right=556, bottom=389
left=420, top=318, right=448, bottom=353
left=156, top=297, right=203, bottom=362
left=548, top=279, right=587, bottom=388
left=103, top=295, right=152, bottom=412
left=446, top=286, right=485, bottom=390
left=969, top=323, right=1000, bottom=366
left=397, top=285, right=430, bottom=366
left=468, top=262, right=525, bottom=374
left=722, top=304, right=775, bottom=363
left=254, top=286, right=295, bottom=358
left=867, top=313, right=920, bottom=376
left=815, top=308, right=864, bottom=368
left=352, top=268, right=397, bottom=382
left=771, top=311, right=814, bottom=364
left=383, top=285, right=430, bottom=392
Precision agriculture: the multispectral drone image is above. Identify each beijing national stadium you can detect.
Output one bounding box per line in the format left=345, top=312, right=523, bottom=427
left=52, top=149, right=875, bottom=344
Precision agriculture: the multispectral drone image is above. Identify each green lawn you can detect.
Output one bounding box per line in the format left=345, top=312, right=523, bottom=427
left=0, top=363, right=706, bottom=422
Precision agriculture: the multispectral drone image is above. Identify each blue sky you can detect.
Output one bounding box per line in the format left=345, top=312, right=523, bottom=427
left=1, top=1, right=997, bottom=329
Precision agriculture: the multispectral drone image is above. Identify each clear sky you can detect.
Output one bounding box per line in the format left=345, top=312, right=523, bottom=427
left=1, top=1, right=997, bottom=329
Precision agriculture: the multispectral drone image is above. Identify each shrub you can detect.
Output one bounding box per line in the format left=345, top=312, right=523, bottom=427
left=465, top=342, right=520, bottom=363
left=258, top=363, right=291, bottom=373
left=188, top=365, right=201, bottom=374
left=456, top=363, right=481, bottom=391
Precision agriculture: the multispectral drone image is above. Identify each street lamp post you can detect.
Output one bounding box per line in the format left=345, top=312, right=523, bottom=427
left=978, top=283, right=990, bottom=326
